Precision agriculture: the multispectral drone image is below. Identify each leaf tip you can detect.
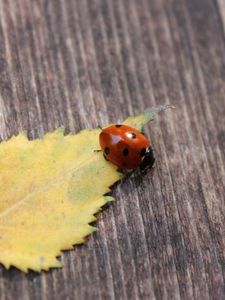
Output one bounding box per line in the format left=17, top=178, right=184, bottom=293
left=90, top=226, right=98, bottom=233
left=123, top=104, right=174, bottom=131
left=104, top=196, right=115, bottom=203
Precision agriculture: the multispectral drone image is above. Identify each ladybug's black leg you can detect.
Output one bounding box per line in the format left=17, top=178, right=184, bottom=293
left=140, top=146, right=155, bottom=171
left=103, top=154, right=109, bottom=161
left=94, top=149, right=109, bottom=162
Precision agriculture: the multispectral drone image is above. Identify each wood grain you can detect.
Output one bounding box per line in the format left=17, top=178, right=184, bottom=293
left=0, top=0, right=224, bottom=299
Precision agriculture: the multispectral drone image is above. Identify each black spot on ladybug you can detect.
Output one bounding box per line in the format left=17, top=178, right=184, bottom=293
left=140, top=148, right=146, bottom=157
left=115, top=124, right=122, bottom=128
left=104, top=147, right=110, bottom=155
left=123, top=148, right=129, bottom=156
left=123, top=163, right=127, bottom=167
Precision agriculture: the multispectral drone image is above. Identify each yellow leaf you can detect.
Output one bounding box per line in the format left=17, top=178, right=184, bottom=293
left=0, top=105, right=171, bottom=272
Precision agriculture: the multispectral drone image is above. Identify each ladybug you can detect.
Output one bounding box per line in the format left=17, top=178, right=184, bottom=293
left=99, top=124, right=155, bottom=170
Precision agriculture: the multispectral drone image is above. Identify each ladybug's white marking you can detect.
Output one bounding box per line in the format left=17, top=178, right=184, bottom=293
left=126, top=132, right=136, bottom=139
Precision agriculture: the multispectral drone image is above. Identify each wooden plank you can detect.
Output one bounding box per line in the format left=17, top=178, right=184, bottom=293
left=0, top=0, right=224, bottom=299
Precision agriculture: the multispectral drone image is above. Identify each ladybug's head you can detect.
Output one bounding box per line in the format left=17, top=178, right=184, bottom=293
left=140, top=146, right=155, bottom=171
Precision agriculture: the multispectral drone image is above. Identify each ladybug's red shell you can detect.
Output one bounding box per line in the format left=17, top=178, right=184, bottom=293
left=99, top=124, right=150, bottom=169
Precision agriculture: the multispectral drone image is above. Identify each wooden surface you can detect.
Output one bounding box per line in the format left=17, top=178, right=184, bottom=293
left=0, top=0, right=224, bottom=299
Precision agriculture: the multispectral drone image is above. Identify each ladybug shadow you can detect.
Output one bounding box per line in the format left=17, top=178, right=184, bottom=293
left=104, top=163, right=156, bottom=201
